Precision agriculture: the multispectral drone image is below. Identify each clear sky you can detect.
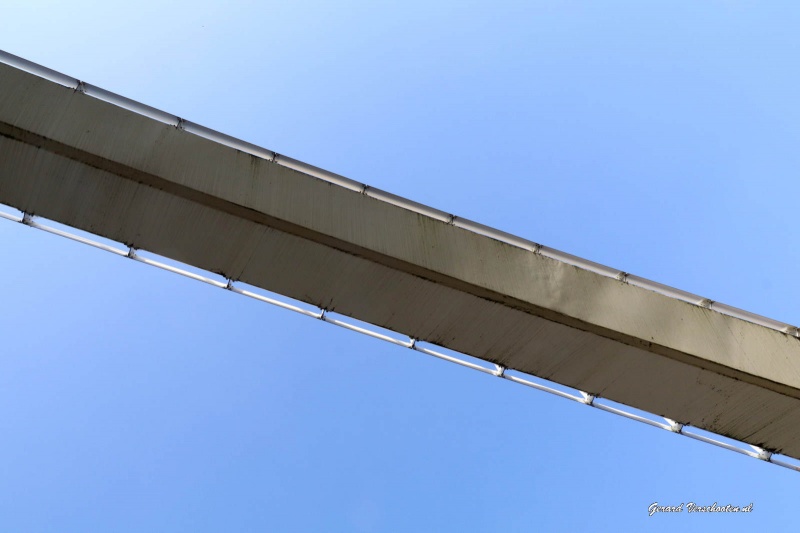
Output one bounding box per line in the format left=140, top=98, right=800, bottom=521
left=1, top=1, right=799, bottom=531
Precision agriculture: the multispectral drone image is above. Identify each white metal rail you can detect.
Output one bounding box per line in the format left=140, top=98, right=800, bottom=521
left=2, top=205, right=798, bottom=474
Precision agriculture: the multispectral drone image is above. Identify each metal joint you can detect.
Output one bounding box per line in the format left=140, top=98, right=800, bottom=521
left=408, top=338, right=417, bottom=349
left=176, top=117, right=186, bottom=130
left=783, top=326, right=800, bottom=338
left=665, top=418, right=684, bottom=433
left=126, top=246, right=137, bottom=259
left=749, top=445, right=772, bottom=461
left=616, top=271, right=629, bottom=283
left=447, top=214, right=456, bottom=225
left=20, top=212, right=33, bottom=226
left=698, top=298, right=714, bottom=309
left=493, top=364, right=506, bottom=378
left=74, top=80, right=86, bottom=93
left=271, top=152, right=280, bottom=163
left=225, top=279, right=234, bottom=291
left=317, top=309, right=327, bottom=321
left=531, top=243, right=543, bottom=254
left=580, top=391, right=596, bottom=406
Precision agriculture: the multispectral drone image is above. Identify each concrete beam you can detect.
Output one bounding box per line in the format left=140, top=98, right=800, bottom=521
left=2, top=61, right=800, bottom=458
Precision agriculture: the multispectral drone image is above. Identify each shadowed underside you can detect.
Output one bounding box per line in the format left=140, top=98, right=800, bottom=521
left=2, top=60, right=799, bottom=458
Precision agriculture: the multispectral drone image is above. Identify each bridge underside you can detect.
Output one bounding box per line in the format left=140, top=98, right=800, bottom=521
left=2, top=61, right=800, bottom=458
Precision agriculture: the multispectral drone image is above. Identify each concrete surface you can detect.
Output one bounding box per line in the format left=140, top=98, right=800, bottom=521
left=2, top=62, right=800, bottom=457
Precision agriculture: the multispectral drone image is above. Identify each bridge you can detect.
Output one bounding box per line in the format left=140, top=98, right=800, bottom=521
left=2, top=50, right=799, bottom=470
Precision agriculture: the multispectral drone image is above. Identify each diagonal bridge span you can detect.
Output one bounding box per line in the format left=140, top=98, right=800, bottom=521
left=2, top=50, right=800, bottom=469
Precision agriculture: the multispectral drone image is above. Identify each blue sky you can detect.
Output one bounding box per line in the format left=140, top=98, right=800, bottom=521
left=1, top=2, right=799, bottom=531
